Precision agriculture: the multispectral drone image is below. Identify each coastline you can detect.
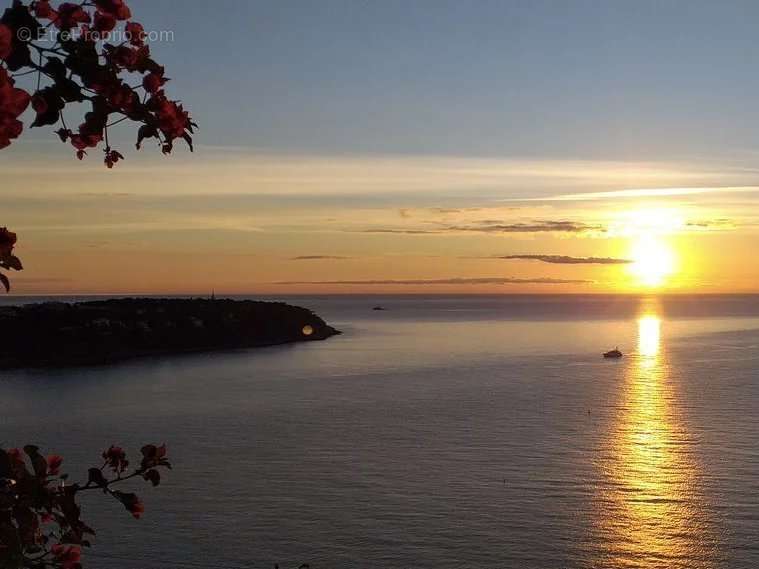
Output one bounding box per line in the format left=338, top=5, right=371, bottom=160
left=0, top=297, right=341, bottom=369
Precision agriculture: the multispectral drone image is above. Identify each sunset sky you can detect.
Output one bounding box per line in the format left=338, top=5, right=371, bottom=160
left=3, top=0, right=759, bottom=294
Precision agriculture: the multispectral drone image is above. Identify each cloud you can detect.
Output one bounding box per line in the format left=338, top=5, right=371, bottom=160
left=508, top=186, right=759, bottom=202
left=449, top=220, right=604, bottom=234
left=360, top=228, right=441, bottom=235
left=75, top=192, right=134, bottom=198
left=497, top=254, right=632, bottom=264
left=12, top=277, right=72, bottom=283
left=685, top=219, right=735, bottom=231
left=276, top=277, right=593, bottom=285
left=290, top=255, right=351, bottom=260
left=358, top=220, right=603, bottom=235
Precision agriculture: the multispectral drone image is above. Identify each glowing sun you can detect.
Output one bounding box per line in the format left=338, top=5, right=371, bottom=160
left=629, top=234, right=676, bottom=287
left=615, top=208, right=682, bottom=288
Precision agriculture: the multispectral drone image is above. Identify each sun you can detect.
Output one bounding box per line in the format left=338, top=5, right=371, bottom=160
left=629, top=234, right=676, bottom=287
left=612, top=207, right=682, bottom=288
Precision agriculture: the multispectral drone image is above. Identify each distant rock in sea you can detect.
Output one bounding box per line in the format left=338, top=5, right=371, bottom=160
left=0, top=298, right=341, bottom=368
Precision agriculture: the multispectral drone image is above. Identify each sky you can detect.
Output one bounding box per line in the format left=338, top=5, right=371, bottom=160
left=3, top=0, right=759, bottom=294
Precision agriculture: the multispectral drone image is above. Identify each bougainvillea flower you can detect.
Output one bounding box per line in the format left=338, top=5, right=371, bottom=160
left=33, top=0, right=56, bottom=20
left=130, top=497, right=145, bottom=518
left=54, top=3, right=91, bottom=30
left=102, top=445, right=129, bottom=473
left=125, top=21, right=144, bottom=46
left=140, top=443, right=169, bottom=470
left=0, top=68, right=31, bottom=149
left=0, top=24, right=12, bottom=60
left=142, top=69, right=167, bottom=94
left=0, top=0, right=194, bottom=164
left=47, top=454, right=64, bottom=476
left=94, top=0, right=131, bottom=20
left=6, top=447, right=24, bottom=465
left=93, top=11, right=117, bottom=33
left=51, top=544, right=82, bottom=569
left=113, top=491, right=145, bottom=519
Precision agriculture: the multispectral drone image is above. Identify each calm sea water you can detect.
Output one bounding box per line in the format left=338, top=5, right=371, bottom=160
left=2, top=294, right=759, bottom=569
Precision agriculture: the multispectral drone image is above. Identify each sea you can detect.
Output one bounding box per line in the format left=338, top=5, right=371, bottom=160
left=1, top=294, right=759, bottom=569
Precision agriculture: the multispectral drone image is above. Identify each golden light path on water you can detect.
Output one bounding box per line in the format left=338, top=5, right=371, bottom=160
left=597, top=308, right=717, bottom=568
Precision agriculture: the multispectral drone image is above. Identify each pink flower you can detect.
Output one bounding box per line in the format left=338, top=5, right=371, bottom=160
left=51, top=544, right=81, bottom=569
left=46, top=455, right=64, bottom=476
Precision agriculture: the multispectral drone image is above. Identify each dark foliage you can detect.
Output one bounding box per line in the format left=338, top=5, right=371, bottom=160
left=0, top=444, right=172, bottom=569
left=1, top=0, right=197, bottom=292
left=0, top=228, right=21, bottom=293
left=0, top=0, right=195, bottom=161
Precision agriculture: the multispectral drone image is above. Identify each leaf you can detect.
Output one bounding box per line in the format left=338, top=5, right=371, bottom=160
left=53, top=77, right=85, bottom=103
left=30, top=88, right=65, bottom=128
left=0, top=449, right=11, bottom=478
left=81, top=522, right=96, bottom=536
left=136, top=124, right=157, bottom=149
left=143, top=469, right=160, bottom=487
left=5, top=256, right=22, bottom=271
left=87, top=468, right=107, bottom=488
left=23, top=445, right=47, bottom=477
left=0, top=273, right=9, bottom=292
left=5, top=42, right=32, bottom=72
left=112, top=491, right=144, bottom=518
left=140, top=444, right=156, bottom=458
left=43, top=57, right=67, bottom=80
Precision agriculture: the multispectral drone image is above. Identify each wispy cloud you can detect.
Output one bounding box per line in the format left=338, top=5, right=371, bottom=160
left=360, top=228, right=440, bottom=235
left=12, top=277, right=72, bottom=284
left=497, top=254, right=632, bottom=264
left=358, top=220, right=603, bottom=236
left=449, top=221, right=603, bottom=234
left=276, top=277, right=593, bottom=285
left=508, top=186, right=759, bottom=202
left=685, top=218, right=736, bottom=231
left=290, top=255, right=351, bottom=260
left=430, top=207, right=468, bottom=214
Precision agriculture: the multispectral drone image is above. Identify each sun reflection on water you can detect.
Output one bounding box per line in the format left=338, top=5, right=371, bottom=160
left=638, top=314, right=661, bottom=362
left=596, top=309, right=716, bottom=568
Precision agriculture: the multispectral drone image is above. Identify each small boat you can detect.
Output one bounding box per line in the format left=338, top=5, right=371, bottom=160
left=372, top=306, right=386, bottom=311
left=603, top=347, right=623, bottom=359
